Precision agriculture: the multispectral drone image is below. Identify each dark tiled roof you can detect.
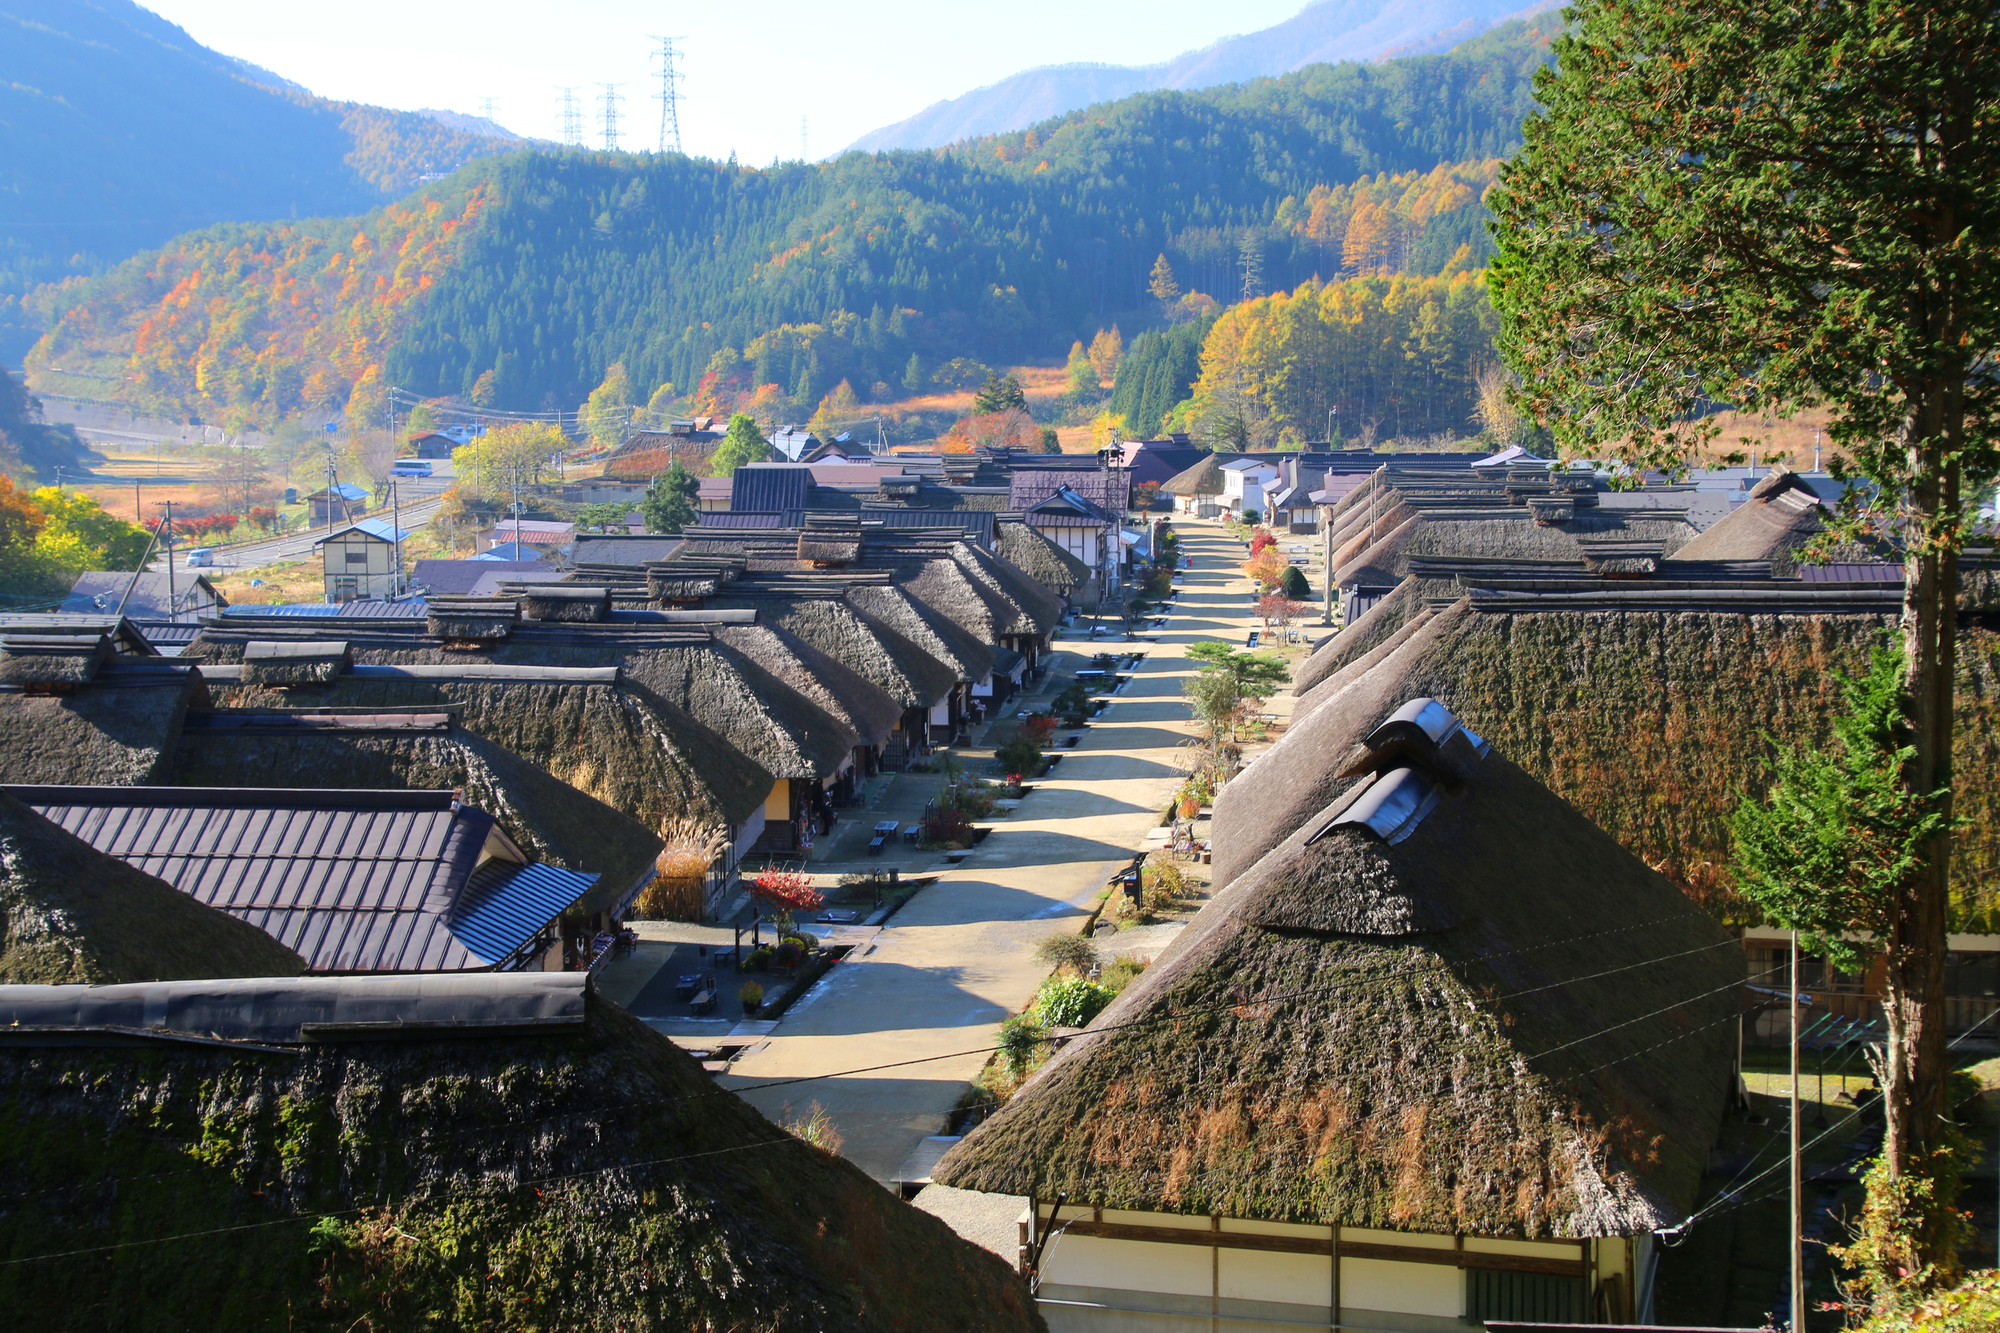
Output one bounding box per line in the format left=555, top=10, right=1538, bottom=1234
left=729, top=465, right=812, bottom=514
left=1008, top=470, right=1128, bottom=512
left=8, top=786, right=594, bottom=973
left=413, top=560, right=554, bottom=596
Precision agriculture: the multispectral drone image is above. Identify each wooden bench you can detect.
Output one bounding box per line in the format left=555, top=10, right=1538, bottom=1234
left=868, top=833, right=887, bottom=854
left=690, top=989, right=716, bottom=1016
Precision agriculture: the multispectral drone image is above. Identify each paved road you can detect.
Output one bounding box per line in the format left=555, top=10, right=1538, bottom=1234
left=716, top=527, right=1282, bottom=1182
left=147, top=467, right=452, bottom=574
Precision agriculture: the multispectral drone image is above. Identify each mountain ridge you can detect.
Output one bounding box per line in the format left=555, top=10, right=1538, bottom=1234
left=846, top=0, right=1556, bottom=152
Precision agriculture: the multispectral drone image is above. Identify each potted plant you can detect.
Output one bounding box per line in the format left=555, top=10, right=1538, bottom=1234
left=739, top=981, right=764, bottom=1015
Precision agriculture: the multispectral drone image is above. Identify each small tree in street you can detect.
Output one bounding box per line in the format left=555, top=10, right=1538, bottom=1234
left=1241, top=546, right=1287, bottom=591
left=641, top=460, right=699, bottom=534
left=749, top=869, right=824, bottom=934
left=1183, top=641, right=1290, bottom=745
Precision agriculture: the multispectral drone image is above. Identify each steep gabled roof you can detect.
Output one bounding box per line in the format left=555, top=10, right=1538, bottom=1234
left=1665, top=468, right=1836, bottom=573
left=936, top=698, right=1739, bottom=1237
left=996, top=520, right=1089, bottom=597
left=0, top=658, right=203, bottom=786
left=0, top=791, right=305, bottom=984
left=714, top=594, right=958, bottom=709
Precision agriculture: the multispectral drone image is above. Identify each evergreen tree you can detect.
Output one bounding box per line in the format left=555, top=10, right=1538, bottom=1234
left=1039, top=427, right=1061, bottom=454
left=1148, top=254, right=1183, bottom=319
left=1492, top=0, right=2000, bottom=1286
left=972, top=371, right=1026, bottom=415
left=640, top=460, right=699, bottom=533
left=902, top=354, right=924, bottom=394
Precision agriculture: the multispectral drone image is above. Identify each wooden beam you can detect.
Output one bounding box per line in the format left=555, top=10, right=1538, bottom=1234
left=1055, top=1221, right=1586, bottom=1278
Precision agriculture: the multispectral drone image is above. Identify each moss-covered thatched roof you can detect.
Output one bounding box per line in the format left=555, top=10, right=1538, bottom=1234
left=186, top=641, right=773, bottom=832
left=0, top=982, right=1043, bottom=1332
left=1230, top=592, right=2000, bottom=927
left=172, top=712, right=664, bottom=913
left=997, top=521, right=1089, bottom=598
left=0, top=791, right=305, bottom=984
left=1333, top=508, right=1695, bottom=590
left=896, top=556, right=1019, bottom=649
left=0, top=659, right=205, bottom=786
left=845, top=584, right=997, bottom=684
left=936, top=706, right=1739, bottom=1236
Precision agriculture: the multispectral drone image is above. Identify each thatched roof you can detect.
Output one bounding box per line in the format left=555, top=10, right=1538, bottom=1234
left=616, top=636, right=865, bottom=781
left=241, top=639, right=351, bottom=685
left=514, top=585, right=612, bottom=623
left=173, top=710, right=664, bottom=914
left=846, top=583, right=996, bottom=684
left=0, top=630, right=115, bottom=686
left=0, top=979, right=1044, bottom=1332
left=1161, top=454, right=1227, bottom=497
left=951, top=542, right=1065, bottom=636
left=0, top=659, right=205, bottom=786
left=797, top=529, right=864, bottom=565
left=187, top=640, right=773, bottom=832
left=0, top=791, right=306, bottom=984
left=1334, top=509, right=1696, bottom=590
left=709, top=622, right=903, bottom=751
left=1221, top=590, right=2000, bottom=926
left=997, top=520, right=1089, bottom=598
left=1665, top=468, right=1832, bottom=574
left=897, top=555, right=1019, bottom=649
left=716, top=594, right=958, bottom=708
left=936, top=699, right=1739, bottom=1236
left=426, top=595, right=521, bottom=641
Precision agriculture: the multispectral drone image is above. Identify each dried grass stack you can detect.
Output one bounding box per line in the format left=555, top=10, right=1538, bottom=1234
left=633, top=817, right=729, bottom=921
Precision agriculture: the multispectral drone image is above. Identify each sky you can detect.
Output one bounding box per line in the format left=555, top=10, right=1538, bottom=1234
left=141, top=0, right=1311, bottom=163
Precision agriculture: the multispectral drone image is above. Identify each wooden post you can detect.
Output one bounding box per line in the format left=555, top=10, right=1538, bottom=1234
left=1791, top=929, right=1805, bottom=1333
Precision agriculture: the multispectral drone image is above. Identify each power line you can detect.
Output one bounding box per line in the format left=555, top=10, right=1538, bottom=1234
left=555, top=86, right=584, bottom=148
left=599, top=82, right=624, bottom=152
left=652, top=36, right=685, bottom=155
left=477, top=96, right=498, bottom=126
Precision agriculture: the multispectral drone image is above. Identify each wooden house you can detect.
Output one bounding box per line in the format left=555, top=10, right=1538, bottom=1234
left=305, top=481, right=369, bottom=527
left=935, top=696, right=1742, bottom=1332
left=316, top=519, right=409, bottom=602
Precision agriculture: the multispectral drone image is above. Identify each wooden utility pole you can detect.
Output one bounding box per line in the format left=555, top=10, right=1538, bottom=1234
left=1791, top=930, right=1805, bottom=1333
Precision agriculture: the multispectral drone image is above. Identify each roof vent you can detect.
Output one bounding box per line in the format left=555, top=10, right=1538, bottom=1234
left=513, top=586, right=611, bottom=623
left=426, top=596, right=518, bottom=646
left=1528, top=497, right=1575, bottom=525
left=1309, top=766, right=1439, bottom=846
left=1364, top=697, right=1489, bottom=759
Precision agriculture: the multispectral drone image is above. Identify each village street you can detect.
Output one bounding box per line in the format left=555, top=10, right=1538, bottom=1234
left=699, top=526, right=1295, bottom=1183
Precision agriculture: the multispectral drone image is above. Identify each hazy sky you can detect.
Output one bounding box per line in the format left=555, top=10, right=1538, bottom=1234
left=141, top=0, right=1309, bottom=162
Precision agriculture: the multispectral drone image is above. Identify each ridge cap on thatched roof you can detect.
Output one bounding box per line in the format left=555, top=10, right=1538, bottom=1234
left=714, top=594, right=956, bottom=709
left=950, top=542, right=1064, bottom=635
left=844, top=584, right=995, bottom=685
left=935, top=698, right=1739, bottom=1237
left=0, top=791, right=306, bottom=985
left=710, top=622, right=903, bottom=749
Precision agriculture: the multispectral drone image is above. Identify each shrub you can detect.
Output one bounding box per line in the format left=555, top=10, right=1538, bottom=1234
left=995, top=736, right=1044, bottom=775
left=1280, top=564, right=1311, bottom=599
left=743, top=946, right=772, bottom=972
left=631, top=817, right=727, bottom=920
left=1248, top=528, right=1277, bottom=555
left=1101, top=956, right=1149, bottom=995
left=920, top=806, right=974, bottom=847
left=1021, top=713, right=1058, bottom=745
left=998, top=1013, right=1047, bottom=1076
left=773, top=941, right=803, bottom=970
left=1035, top=933, right=1100, bottom=976
left=1142, top=857, right=1189, bottom=907
left=1034, top=977, right=1115, bottom=1028
left=781, top=1101, right=844, bottom=1156
left=1241, top=508, right=1260, bottom=524
left=738, top=980, right=764, bottom=1010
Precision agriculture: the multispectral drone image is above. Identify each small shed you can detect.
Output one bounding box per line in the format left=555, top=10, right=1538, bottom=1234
left=305, top=482, right=370, bottom=527
left=315, top=519, right=409, bottom=602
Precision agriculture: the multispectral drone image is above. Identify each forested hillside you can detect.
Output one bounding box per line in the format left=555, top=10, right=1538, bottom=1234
left=0, top=0, right=522, bottom=362
left=24, top=13, right=1558, bottom=427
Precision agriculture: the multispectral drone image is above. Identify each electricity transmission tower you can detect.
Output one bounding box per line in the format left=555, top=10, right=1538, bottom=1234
left=478, top=96, right=498, bottom=125
left=652, top=36, right=685, bottom=154
left=556, top=87, right=584, bottom=147
left=599, top=83, right=624, bottom=151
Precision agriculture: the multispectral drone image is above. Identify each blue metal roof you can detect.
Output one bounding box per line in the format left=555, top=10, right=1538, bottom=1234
left=450, top=860, right=598, bottom=967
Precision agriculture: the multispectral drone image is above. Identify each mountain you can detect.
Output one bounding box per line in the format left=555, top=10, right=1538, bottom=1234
left=25, top=16, right=1559, bottom=428
left=0, top=0, right=523, bottom=361
left=846, top=0, right=1557, bottom=152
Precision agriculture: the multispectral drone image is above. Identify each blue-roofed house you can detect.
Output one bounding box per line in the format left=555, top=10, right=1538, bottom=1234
left=305, top=482, right=370, bottom=527
left=314, top=519, right=410, bottom=603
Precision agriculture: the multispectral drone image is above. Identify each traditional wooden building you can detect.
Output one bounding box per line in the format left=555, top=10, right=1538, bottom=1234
left=315, top=519, right=409, bottom=602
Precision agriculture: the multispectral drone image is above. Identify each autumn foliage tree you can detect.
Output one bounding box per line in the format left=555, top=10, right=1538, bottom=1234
left=1241, top=546, right=1288, bottom=590
left=750, top=869, right=825, bottom=933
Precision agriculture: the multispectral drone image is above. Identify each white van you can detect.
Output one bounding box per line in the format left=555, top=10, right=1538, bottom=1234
left=184, top=547, right=215, bottom=568
left=391, top=459, right=433, bottom=478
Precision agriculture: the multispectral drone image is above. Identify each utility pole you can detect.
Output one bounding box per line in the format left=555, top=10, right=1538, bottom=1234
left=557, top=87, right=584, bottom=148
left=157, top=500, right=175, bottom=623
left=652, top=37, right=685, bottom=154
left=599, top=83, right=624, bottom=152
left=391, top=479, right=403, bottom=599
left=1790, top=929, right=1805, bottom=1333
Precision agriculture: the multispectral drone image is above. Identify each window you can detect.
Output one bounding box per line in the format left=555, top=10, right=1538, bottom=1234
left=345, top=551, right=369, bottom=564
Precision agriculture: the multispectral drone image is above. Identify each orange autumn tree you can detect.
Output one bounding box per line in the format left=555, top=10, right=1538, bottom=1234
left=1241, top=546, right=1287, bottom=590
